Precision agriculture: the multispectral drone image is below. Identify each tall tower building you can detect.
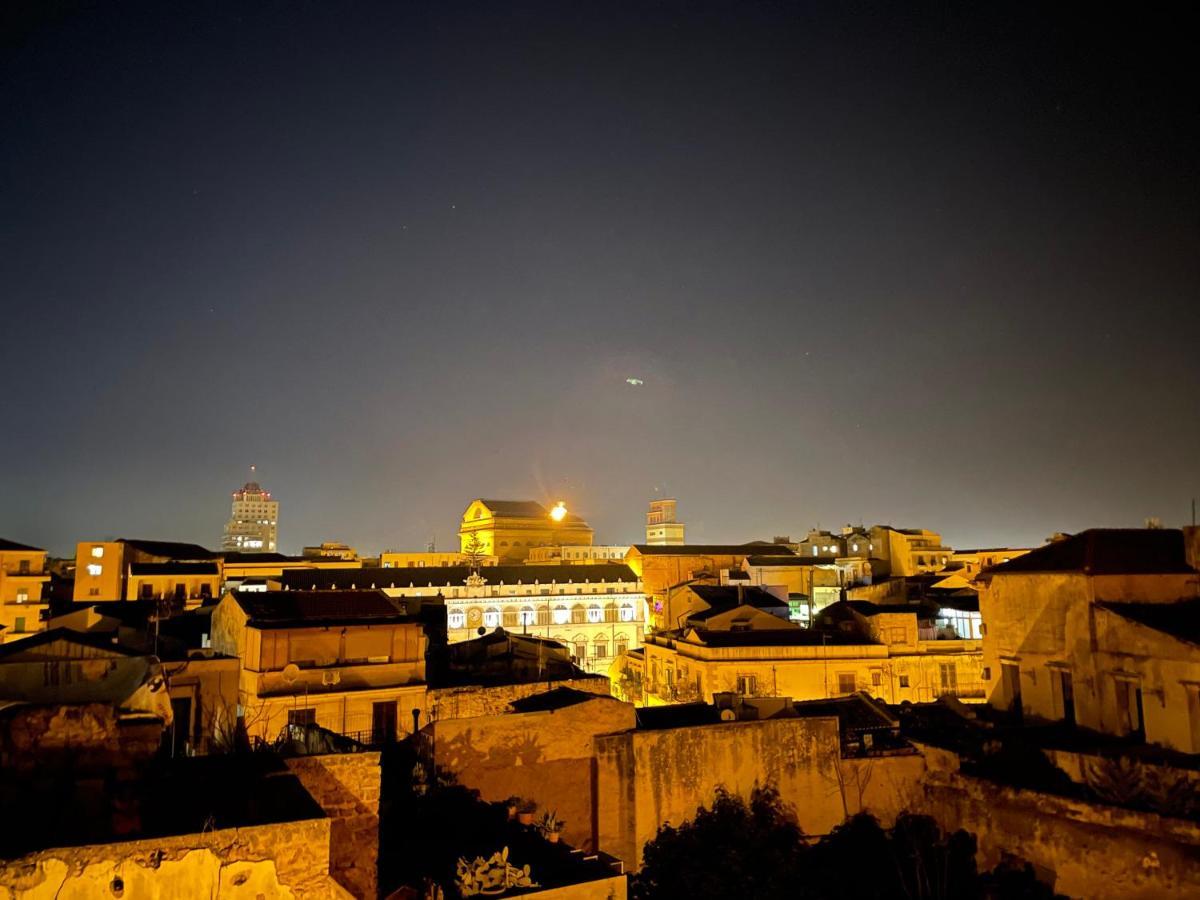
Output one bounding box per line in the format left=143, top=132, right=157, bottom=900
left=222, top=469, right=279, bottom=553
left=646, top=498, right=685, bottom=545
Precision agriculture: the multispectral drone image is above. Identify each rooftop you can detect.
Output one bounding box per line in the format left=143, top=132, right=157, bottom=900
left=509, top=687, right=615, bottom=713
left=280, top=563, right=638, bottom=591
left=129, top=561, right=220, bottom=576
left=231, top=590, right=416, bottom=628
left=0, top=538, right=43, bottom=553
left=630, top=542, right=786, bottom=556
left=1096, top=598, right=1200, bottom=646
left=119, top=538, right=219, bottom=560
left=986, top=528, right=1195, bottom=576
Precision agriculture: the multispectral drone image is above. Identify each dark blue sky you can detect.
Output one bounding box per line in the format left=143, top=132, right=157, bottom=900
left=3, top=2, right=1197, bottom=556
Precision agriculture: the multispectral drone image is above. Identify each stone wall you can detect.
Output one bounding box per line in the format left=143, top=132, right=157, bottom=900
left=0, top=817, right=349, bottom=899
left=425, top=696, right=636, bottom=850
left=917, top=768, right=1200, bottom=900
left=594, top=716, right=925, bottom=869
left=286, top=753, right=381, bottom=900
left=425, top=676, right=611, bottom=723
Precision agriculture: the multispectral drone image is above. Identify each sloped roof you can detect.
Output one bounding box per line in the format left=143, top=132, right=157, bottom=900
left=509, top=687, right=613, bottom=713
left=478, top=499, right=549, bottom=517
left=793, top=693, right=899, bottom=733
left=688, top=584, right=788, bottom=610
left=745, top=555, right=828, bottom=567
left=129, top=562, right=220, bottom=576
left=684, top=628, right=873, bottom=648
left=0, top=628, right=141, bottom=661
left=630, top=542, right=785, bottom=556
left=280, top=563, right=638, bottom=591
left=987, top=529, right=1194, bottom=576
left=231, top=590, right=414, bottom=628
left=0, top=539, right=43, bottom=552
left=120, top=539, right=218, bottom=560
left=1096, top=599, right=1200, bottom=646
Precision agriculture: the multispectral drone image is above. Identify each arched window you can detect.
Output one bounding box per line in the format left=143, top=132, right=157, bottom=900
left=572, top=635, right=588, bottom=660
left=587, top=604, right=602, bottom=624
left=502, top=608, right=518, bottom=627
left=537, top=606, right=551, bottom=626
left=448, top=610, right=465, bottom=629
left=615, top=638, right=629, bottom=657
left=483, top=607, right=500, bottom=629
left=603, top=602, right=618, bottom=623
left=619, top=602, right=636, bottom=622
left=553, top=604, right=570, bottom=625
left=519, top=606, right=536, bottom=626
left=571, top=603, right=586, bottom=624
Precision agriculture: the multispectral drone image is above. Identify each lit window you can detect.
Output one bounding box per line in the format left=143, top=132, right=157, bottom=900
left=87, top=564, right=103, bottom=576
left=811, top=547, right=818, bottom=556
left=483, top=608, right=500, bottom=628
left=587, top=604, right=602, bottom=624
left=448, top=611, right=465, bottom=629
left=90, top=547, right=104, bottom=558
left=553, top=605, right=569, bottom=625
left=519, top=606, right=536, bottom=626
left=851, top=544, right=858, bottom=552
left=619, top=603, right=636, bottom=622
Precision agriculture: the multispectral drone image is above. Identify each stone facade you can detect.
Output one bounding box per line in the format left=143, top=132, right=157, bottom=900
left=0, top=817, right=349, bottom=899
left=425, top=676, right=611, bottom=722
left=594, top=715, right=924, bottom=869
left=286, top=753, right=381, bottom=900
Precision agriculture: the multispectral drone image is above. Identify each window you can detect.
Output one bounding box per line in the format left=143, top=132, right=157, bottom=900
left=587, top=604, right=602, bottom=624
left=811, top=547, right=818, bottom=556
left=736, top=675, right=757, bottom=696
left=836, top=673, right=856, bottom=695
left=939, top=663, right=958, bottom=695
left=604, top=603, right=618, bottom=623
left=536, top=607, right=551, bottom=626
left=553, top=605, right=569, bottom=625
left=91, top=546, right=104, bottom=558
left=15, top=589, right=28, bottom=603
left=898, top=675, right=910, bottom=688
left=87, top=564, right=103, bottom=576
left=571, top=604, right=586, bottom=624
left=502, top=608, right=518, bottom=627
left=519, top=606, right=536, bottom=626
left=594, top=639, right=608, bottom=659
left=871, top=670, right=882, bottom=687
left=14, top=617, right=26, bottom=633
left=288, top=708, right=316, bottom=727
left=619, top=603, right=636, bottom=622
left=18, top=559, right=30, bottom=575
left=448, top=611, right=465, bottom=629
left=483, top=607, right=500, bottom=628
left=615, top=638, right=629, bottom=657
left=574, top=641, right=586, bottom=660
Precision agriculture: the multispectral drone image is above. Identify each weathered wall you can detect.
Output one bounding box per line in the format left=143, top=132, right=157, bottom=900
left=593, top=717, right=925, bottom=869
left=426, top=697, right=637, bottom=850
left=523, top=875, right=628, bottom=900
left=286, top=753, right=381, bottom=900
left=0, top=817, right=350, bottom=900
left=425, top=677, right=611, bottom=723
left=0, top=704, right=163, bottom=775
left=917, top=768, right=1200, bottom=900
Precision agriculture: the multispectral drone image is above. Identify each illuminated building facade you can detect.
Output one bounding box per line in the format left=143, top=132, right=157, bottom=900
left=222, top=479, right=279, bottom=553
left=280, top=563, right=646, bottom=676
left=0, top=539, right=50, bottom=643
left=458, top=499, right=594, bottom=564
left=73, top=539, right=220, bottom=604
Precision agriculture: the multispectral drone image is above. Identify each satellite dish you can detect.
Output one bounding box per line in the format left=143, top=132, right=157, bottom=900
left=281, top=664, right=301, bottom=685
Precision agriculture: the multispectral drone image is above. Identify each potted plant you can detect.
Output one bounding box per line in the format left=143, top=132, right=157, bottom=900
left=537, top=810, right=564, bottom=843
left=517, top=801, right=537, bottom=825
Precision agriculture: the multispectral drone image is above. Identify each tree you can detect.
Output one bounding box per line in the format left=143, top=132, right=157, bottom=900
left=632, top=786, right=805, bottom=900
left=462, top=532, right=487, bottom=569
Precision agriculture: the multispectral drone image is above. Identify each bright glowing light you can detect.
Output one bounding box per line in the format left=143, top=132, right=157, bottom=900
left=550, top=501, right=567, bottom=522
left=626, top=378, right=644, bottom=386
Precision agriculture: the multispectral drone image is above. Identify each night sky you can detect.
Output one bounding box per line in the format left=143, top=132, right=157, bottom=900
left=3, top=2, right=1197, bottom=557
